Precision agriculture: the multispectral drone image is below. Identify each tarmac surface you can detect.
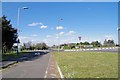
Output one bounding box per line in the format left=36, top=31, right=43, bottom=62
left=2, top=53, right=51, bottom=78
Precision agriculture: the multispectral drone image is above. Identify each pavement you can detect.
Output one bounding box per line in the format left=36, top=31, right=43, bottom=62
left=0, top=61, right=17, bottom=69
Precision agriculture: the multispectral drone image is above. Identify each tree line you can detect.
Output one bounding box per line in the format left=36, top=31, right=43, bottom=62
left=58, top=40, right=116, bottom=49
left=22, top=42, right=48, bottom=50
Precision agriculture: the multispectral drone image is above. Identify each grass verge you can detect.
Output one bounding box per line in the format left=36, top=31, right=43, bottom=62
left=2, top=51, right=30, bottom=61
left=53, top=51, right=118, bottom=78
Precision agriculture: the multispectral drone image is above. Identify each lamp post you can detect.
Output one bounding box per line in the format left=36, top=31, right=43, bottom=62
left=57, top=18, right=63, bottom=53
left=17, top=7, right=28, bottom=55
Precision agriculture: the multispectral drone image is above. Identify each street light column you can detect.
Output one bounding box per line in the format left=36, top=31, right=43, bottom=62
left=57, top=19, right=60, bottom=53
left=17, top=8, right=20, bottom=27
left=17, top=7, right=28, bottom=55
left=57, top=18, right=63, bottom=53
left=16, top=8, right=20, bottom=56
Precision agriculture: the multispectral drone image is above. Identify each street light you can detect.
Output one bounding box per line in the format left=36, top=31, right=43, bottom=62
left=17, top=7, right=29, bottom=27
left=57, top=18, right=63, bottom=53
left=17, top=7, right=29, bottom=55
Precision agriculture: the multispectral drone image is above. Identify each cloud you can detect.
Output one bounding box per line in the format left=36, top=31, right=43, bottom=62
left=19, top=36, right=29, bottom=39
left=105, top=35, right=113, bottom=38
left=31, top=34, right=38, bottom=37
left=104, top=35, right=113, bottom=40
left=59, top=32, right=64, bottom=36
left=40, top=25, right=48, bottom=29
left=46, top=35, right=52, bottom=38
left=28, top=22, right=48, bottom=29
left=67, top=31, right=76, bottom=36
left=56, top=36, right=59, bottom=39
left=28, top=22, right=42, bottom=26
left=56, top=26, right=64, bottom=30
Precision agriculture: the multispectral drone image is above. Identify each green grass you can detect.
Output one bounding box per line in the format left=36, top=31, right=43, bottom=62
left=2, top=51, right=30, bottom=61
left=53, top=52, right=118, bottom=78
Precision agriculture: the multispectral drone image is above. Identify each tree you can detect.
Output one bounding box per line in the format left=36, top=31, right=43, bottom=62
left=84, top=41, right=90, bottom=45
left=41, top=43, right=48, bottom=50
left=103, top=39, right=115, bottom=47
left=91, top=41, right=101, bottom=47
left=0, top=17, right=2, bottom=27
left=2, top=16, right=18, bottom=53
left=35, top=43, right=48, bottom=50
left=0, top=17, right=2, bottom=53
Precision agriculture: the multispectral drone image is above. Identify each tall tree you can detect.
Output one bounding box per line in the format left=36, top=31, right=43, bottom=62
left=2, top=16, right=18, bottom=53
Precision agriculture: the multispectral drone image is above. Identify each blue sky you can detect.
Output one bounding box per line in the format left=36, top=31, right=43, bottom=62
left=2, top=2, right=118, bottom=46
left=2, top=0, right=120, bottom=2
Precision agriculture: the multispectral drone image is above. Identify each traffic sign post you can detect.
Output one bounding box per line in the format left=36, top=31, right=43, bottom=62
left=78, top=36, right=81, bottom=50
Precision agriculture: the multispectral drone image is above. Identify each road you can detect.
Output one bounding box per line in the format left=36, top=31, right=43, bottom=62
left=2, top=53, right=51, bottom=78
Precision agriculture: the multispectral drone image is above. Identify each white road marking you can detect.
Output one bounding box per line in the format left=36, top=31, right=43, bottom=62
left=44, top=54, right=51, bottom=78
left=50, top=74, right=56, bottom=76
left=56, top=63, right=64, bottom=78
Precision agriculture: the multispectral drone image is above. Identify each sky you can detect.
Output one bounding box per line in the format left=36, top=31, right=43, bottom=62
left=2, top=2, right=118, bottom=46
left=1, top=0, right=120, bottom=2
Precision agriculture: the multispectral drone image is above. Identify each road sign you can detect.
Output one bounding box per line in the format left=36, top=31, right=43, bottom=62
left=78, top=36, right=81, bottom=40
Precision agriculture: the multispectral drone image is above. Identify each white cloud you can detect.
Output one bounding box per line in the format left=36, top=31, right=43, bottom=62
left=59, top=32, right=64, bottom=36
left=56, top=26, right=64, bottom=30
left=46, top=35, right=52, bottom=38
left=105, top=35, right=113, bottom=38
left=40, top=25, right=48, bottom=29
left=28, top=22, right=42, bottom=26
left=104, top=35, right=113, bottom=40
left=19, top=36, right=29, bottom=39
left=28, top=22, right=48, bottom=29
left=31, top=34, right=38, bottom=37
left=56, top=36, right=59, bottom=39
left=67, top=31, right=76, bottom=36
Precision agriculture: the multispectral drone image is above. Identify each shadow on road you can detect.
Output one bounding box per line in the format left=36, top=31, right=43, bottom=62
left=1, top=51, right=49, bottom=68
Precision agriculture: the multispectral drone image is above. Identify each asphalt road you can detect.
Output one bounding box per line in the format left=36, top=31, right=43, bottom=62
left=2, top=53, right=51, bottom=78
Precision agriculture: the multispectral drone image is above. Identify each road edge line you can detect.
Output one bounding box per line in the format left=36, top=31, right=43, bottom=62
left=56, top=62, right=64, bottom=78
left=44, top=53, right=51, bottom=78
